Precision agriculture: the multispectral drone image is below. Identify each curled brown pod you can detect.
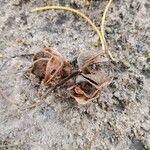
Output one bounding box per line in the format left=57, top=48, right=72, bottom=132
left=69, top=75, right=100, bottom=104
left=29, top=48, right=112, bottom=105
left=69, top=52, right=112, bottom=104
left=31, top=48, right=72, bottom=86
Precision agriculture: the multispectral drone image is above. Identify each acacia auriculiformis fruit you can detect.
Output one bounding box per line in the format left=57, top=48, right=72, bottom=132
left=68, top=52, right=112, bottom=104
left=29, top=49, right=112, bottom=105
left=31, top=48, right=72, bottom=86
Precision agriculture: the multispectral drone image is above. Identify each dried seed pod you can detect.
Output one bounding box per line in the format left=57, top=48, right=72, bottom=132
left=33, top=49, right=51, bottom=61
left=69, top=51, right=112, bottom=104
left=31, top=48, right=72, bottom=85
left=44, top=54, right=64, bottom=84
left=31, top=58, right=49, bottom=80
left=81, top=69, right=112, bottom=90
left=69, top=75, right=100, bottom=104
left=77, top=52, right=108, bottom=73
left=30, top=48, right=112, bottom=104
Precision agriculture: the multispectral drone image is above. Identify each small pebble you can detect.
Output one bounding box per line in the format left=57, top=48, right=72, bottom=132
left=113, top=91, right=120, bottom=98
left=141, top=122, right=150, bottom=132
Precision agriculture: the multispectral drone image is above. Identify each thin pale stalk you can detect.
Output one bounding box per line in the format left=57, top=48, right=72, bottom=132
left=31, top=6, right=105, bottom=51
left=101, top=0, right=115, bottom=61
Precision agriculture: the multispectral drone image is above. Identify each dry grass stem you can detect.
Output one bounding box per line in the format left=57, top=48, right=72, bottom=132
left=31, top=6, right=105, bottom=52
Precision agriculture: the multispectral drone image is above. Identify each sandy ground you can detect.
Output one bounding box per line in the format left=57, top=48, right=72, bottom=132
left=0, top=0, right=150, bottom=149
